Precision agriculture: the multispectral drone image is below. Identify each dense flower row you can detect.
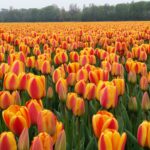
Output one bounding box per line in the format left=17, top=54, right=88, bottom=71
left=0, top=22, right=150, bottom=150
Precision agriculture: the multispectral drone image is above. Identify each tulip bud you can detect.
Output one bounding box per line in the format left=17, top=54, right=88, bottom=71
left=128, top=71, right=137, bottom=83
left=12, top=91, right=21, bottom=105
left=47, top=86, right=53, bottom=99
left=55, top=130, right=66, bottom=150
left=140, top=76, right=148, bottom=91
left=128, top=96, right=138, bottom=112
left=18, top=128, right=29, bottom=150
left=142, top=92, right=150, bottom=111
left=56, top=78, right=68, bottom=101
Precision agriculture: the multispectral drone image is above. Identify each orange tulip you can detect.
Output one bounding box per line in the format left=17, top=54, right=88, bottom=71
left=100, top=85, right=118, bottom=109
left=70, top=51, right=79, bottom=62
left=26, top=56, right=35, bottom=68
left=10, top=60, right=25, bottom=75
left=47, top=86, right=54, bottom=99
left=26, top=99, right=43, bottom=124
left=140, top=76, right=148, bottom=91
left=2, top=105, right=31, bottom=135
left=37, top=109, right=57, bottom=136
left=112, top=78, right=125, bottom=96
left=84, top=83, right=96, bottom=100
left=56, top=78, right=68, bottom=101
left=98, top=129, right=127, bottom=150
left=27, top=75, right=46, bottom=99
left=111, top=62, right=124, bottom=77
left=30, top=132, right=53, bottom=150
left=3, top=72, right=18, bottom=90
left=52, top=68, right=65, bottom=83
left=76, top=68, right=88, bottom=82
left=0, top=91, right=15, bottom=109
left=92, top=110, right=118, bottom=138
left=67, top=73, right=76, bottom=86
left=72, top=97, right=85, bottom=116
left=75, top=80, right=86, bottom=96
left=0, top=132, right=17, bottom=150
left=137, top=121, right=150, bottom=148
left=18, top=72, right=27, bottom=90
left=40, top=60, right=51, bottom=74
left=66, top=93, right=78, bottom=110
left=67, top=62, right=80, bottom=73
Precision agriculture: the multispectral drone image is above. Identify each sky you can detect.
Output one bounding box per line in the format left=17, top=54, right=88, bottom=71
left=0, top=0, right=149, bottom=10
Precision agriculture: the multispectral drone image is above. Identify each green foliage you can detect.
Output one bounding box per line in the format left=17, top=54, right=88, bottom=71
left=0, top=1, right=150, bottom=22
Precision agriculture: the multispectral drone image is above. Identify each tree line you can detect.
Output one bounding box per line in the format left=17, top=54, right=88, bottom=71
left=0, top=1, right=150, bottom=22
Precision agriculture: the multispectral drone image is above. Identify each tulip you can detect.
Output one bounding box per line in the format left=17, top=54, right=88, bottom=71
left=111, top=62, right=124, bottom=77
left=26, top=99, right=43, bottom=124
left=18, top=73, right=27, bottom=90
left=67, top=73, right=76, bottom=86
left=84, top=83, right=96, bottom=100
left=128, top=96, right=138, bottom=112
left=70, top=51, right=79, bottom=62
left=12, top=91, right=21, bottom=105
left=140, top=76, right=148, bottom=91
left=0, top=91, right=15, bottom=109
left=67, top=62, right=80, bottom=73
left=40, top=60, right=51, bottom=74
left=76, top=68, right=88, bottom=82
left=55, top=130, right=66, bottom=150
left=52, top=68, right=65, bottom=83
left=79, top=55, right=89, bottom=66
left=112, top=78, right=125, bottom=96
left=72, top=97, right=85, bottom=116
left=10, top=60, right=25, bottom=75
left=142, top=92, right=150, bottom=111
left=101, top=61, right=111, bottom=72
left=2, top=105, right=31, bottom=135
left=30, top=132, right=53, bottom=150
left=92, top=110, right=118, bottom=138
left=27, top=75, right=46, bottom=99
left=100, top=85, right=118, bottom=109
left=98, top=129, right=127, bottom=150
left=47, top=86, right=54, bottom=99
left=56, top=78, right=68, bottom=101
left=37, top=109, right=57, bottom=136
left=66, top=93, right=78, bottom=110
left=137, top=121, right=150, bottom=148
left=52, top=121, right=64, bottom=144
left=128, top=71, right=137, bottom=83
left=3, top=72, right=18, bottom=90
left=18, top=128, right=29, bottom=150
left=26, top=56, right=35, bottom=68
left=0, top=132, right=17, bottom=150
left=74, top=80, right=86, bottom=96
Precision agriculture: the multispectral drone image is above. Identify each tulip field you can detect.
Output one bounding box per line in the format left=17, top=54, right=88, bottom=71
left=0, top=22, right=150, bottom=150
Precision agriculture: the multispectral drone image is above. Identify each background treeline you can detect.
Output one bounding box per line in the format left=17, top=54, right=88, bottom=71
left=0, top=1, right=150, bottom=22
